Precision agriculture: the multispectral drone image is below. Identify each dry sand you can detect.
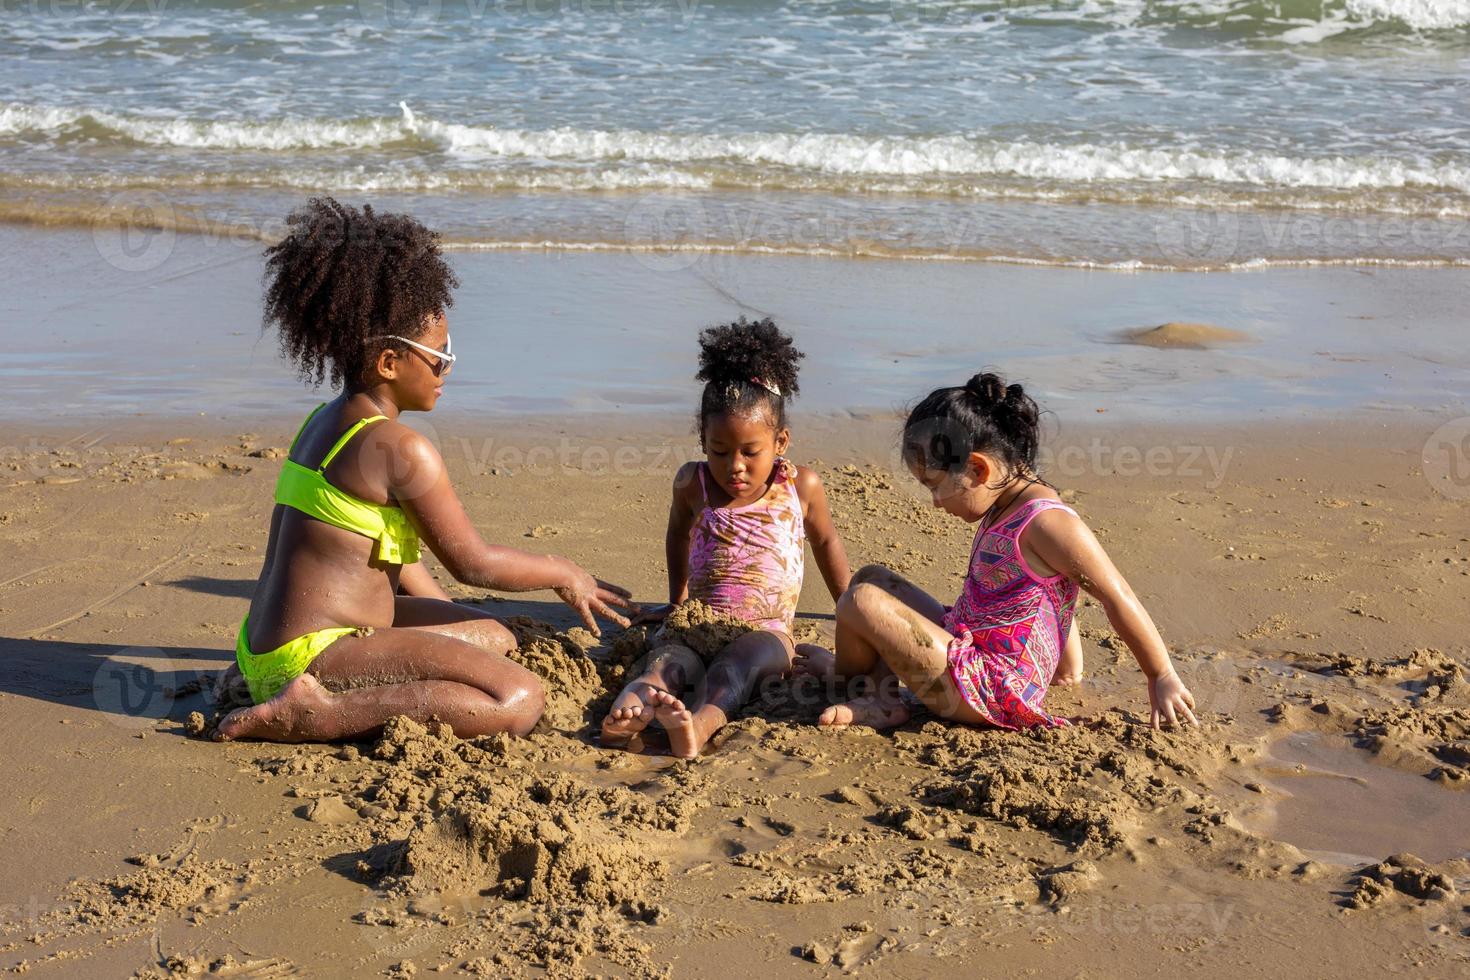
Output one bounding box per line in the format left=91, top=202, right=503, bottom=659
left=1, top=412, right=1468, bottom=977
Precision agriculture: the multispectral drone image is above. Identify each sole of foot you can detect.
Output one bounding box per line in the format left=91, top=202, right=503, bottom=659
left=818, top=695, right=911, bottom=731
left=600, top=682, right=660, bottom=748
left=647, top=688, right=703, bottom=759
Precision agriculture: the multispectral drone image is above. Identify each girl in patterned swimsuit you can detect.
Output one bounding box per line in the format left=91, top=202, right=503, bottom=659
left=807, top=372, right=1198, bottom=732
left=601, top=318, right=852, bottom=757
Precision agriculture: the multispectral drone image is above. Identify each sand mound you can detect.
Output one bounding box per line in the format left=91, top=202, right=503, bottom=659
left=1348, top=853, right=1461, bottom=909
left=655, top=600, right=754, bottom=658
left=368, top=718, right=700, bottom=902
left=1354, top=705, right=1470, bottom=786
left=911, top=711, right=1216, bottom=855
left=502, top=616, right=605, bottom=731
left=1120, top=322, right=1251, bottom=350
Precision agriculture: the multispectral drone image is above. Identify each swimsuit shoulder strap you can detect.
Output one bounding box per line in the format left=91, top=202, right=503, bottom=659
left=317, top=415, right=389, bottom=473
left=1007, top=497, right=1077, bottom=540
left=288, top=403, right=327, bottom=453
left=777, top=457, right=801, bottom=506
left=695, top=462, right=711, bottom=507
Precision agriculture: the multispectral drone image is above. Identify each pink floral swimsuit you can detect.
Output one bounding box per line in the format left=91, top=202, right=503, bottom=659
left=687, top=458, right=805, bottom=636
left=944, top=497, right=1079, bottom=729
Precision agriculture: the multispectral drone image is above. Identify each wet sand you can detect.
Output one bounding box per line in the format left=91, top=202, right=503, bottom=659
left=4, top=224, right=1469, bottom=423
left=1, top=409, right=1468, bottom=977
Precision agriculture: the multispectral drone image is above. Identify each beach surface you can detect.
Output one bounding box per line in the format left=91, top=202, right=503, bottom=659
left=2, top=393, right=1469, bottom=975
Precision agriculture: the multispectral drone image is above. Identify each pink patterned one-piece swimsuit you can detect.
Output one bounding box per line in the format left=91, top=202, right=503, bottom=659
left=686, top=458, right=805, bottom=635
left=943, top=497, right=1079, bottom=729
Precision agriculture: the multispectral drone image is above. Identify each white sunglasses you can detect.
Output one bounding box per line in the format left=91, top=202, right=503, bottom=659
left=376, top=334, right=456, bottom=376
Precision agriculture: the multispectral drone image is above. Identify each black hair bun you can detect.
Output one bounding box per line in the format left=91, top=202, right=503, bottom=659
left=696, top=316, right=803, bottom=399
left=964, top=372, right=1008, bottom=406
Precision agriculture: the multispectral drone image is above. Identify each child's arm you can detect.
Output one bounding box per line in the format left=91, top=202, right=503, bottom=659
left=390, top=429, right=635, bottom=633
left=1024, top=509, right=1198, bottom=728
left=665, top=462, right=700, bottom=605
left=398, top=561, right=452, bottom=600
left=795, top=467, right=851, bottom=601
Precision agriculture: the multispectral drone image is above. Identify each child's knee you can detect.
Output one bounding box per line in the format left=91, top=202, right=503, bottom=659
left=484, top=620, right=517, bottom=657
left=500, top=672, right=545, bottom=736
left=851, top=563, right=896, bottom=589
left=839, top=580, right=888, bottom=621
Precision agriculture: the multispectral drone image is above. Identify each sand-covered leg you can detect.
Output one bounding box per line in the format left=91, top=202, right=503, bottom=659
left=300, top=625, right=545, bottom=739
left=823, top=579, right=988, bottom=728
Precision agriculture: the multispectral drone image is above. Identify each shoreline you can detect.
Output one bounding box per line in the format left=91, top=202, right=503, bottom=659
left=6, top=223, right=1469, bottom=425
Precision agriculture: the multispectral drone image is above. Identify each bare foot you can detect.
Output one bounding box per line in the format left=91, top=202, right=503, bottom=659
left=648, top=688, right=704, bottom=759
left=792, top=643, right=835, bottom=678
left=214, top=673, right=333, bottom=742
left=818, top=695, right=910, bottom=731
left=600, top=682, right=660, bottom=748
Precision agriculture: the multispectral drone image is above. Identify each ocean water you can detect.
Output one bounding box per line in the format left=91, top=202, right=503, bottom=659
left=2, top=0, right=1468, bottom=268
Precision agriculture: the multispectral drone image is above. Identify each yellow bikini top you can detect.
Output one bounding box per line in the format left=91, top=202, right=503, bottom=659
left=274, top=404, right=421, bottom=565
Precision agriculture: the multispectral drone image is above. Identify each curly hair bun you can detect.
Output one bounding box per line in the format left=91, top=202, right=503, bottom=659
left=696, top=316, right=804, bottom=399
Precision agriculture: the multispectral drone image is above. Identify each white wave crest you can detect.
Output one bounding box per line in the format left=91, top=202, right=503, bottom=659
left=1346, top=0, right=1470, bottom=30
left=0, top=103, right=409, bottom=150
left=4, top=101, right=1469, bottom=197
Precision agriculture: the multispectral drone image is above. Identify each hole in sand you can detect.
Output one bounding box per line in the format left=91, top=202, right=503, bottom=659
left=1243, top=731, right=1470, bottom=865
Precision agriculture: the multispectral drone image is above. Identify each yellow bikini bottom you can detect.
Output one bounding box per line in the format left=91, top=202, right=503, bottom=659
left=235, top=616, right=361, bottom=704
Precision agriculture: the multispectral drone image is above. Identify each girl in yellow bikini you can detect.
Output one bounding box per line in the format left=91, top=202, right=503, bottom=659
left=216, top=198, right=635, bottom=742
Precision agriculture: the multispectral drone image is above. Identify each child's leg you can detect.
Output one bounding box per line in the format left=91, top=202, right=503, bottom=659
left=796, top=564, right=946, bottom=681
left=1052, top=617, right=1084, bottom=686
left=215, top=626, right=544, bottom=743
left=648, top=630, right=793, bottom=758
left=393, top=595, right=517, bottom=655
left=821, top=579, right=988, bottom=730
left=600, top=643, right=702, bottom=748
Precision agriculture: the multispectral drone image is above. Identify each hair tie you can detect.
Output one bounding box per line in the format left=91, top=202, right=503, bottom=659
left=751, top=376, right=781, bottom=397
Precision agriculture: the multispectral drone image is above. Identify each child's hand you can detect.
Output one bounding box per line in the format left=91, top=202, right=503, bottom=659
left=629, top=603, right=672, bottom=627
left=553, top=561, right=636, bottom=636
left=1147, top=669, right=1198, bottom=729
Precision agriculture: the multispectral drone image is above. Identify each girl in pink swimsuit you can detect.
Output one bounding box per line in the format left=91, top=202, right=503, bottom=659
left=601, top=318, right=852, bottom=758
left=811, top=372, right=1199, bottom=733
